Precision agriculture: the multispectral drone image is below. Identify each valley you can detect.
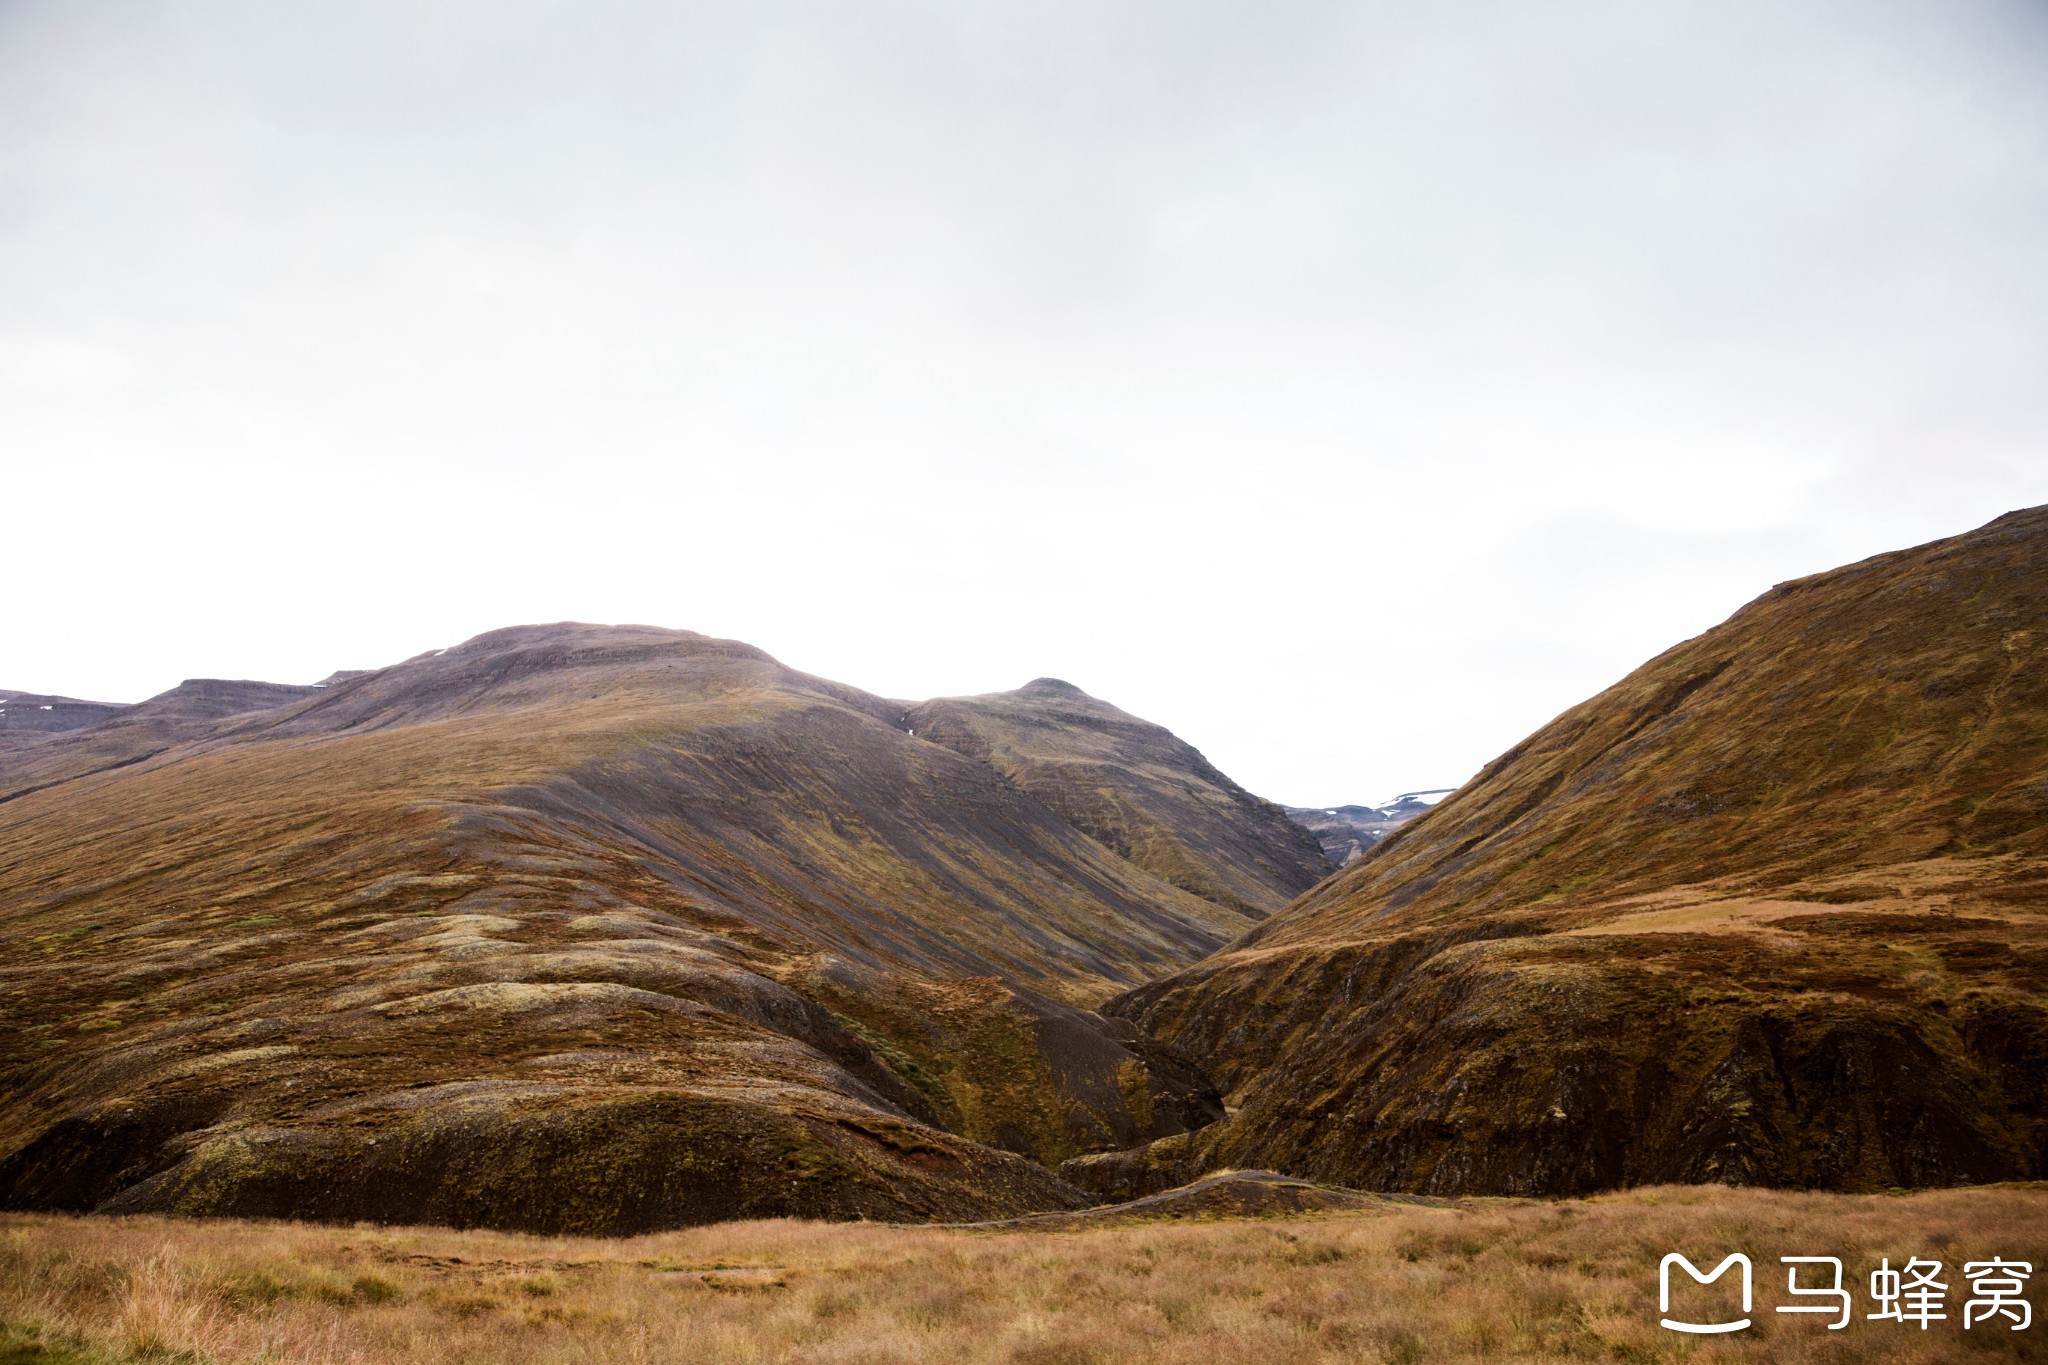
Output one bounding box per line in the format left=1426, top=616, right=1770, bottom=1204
left=1, top=507, right=2044, bottom=1340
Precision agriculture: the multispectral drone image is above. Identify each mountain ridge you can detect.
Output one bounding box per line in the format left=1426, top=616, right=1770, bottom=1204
left=12, top=505, right=2042, bottom=1229
left=904, top=678, right=1330, bottom=919
left=0, top=625, right=1315, bottom=1231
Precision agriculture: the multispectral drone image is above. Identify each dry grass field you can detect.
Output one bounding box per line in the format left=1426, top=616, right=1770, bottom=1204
left=0, top=1183, right=2042, bottom=1364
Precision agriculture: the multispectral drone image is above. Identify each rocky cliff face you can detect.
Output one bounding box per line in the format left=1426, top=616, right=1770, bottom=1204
left=0, top=627, right=1292, bottom=1232
left=1105, top=507, right=2048, bottom=1198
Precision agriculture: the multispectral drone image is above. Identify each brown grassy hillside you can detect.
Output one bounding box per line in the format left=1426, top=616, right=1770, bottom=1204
left=0, top=679, right=329, bottom=797
left=0, top=626, right=1294, bottom=1232
left=1109, top=506, right=2048, bottom=1197
left=906, top=678, right=1332, bottom=917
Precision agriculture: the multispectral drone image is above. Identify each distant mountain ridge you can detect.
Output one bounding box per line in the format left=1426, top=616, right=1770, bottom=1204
left=0, top=691, right=127, bottom=736
left=1284, top=791, right=1453, bottom=867
left=0, top=679, right=329, bottom=804
left=0, top=678, right=324, bottom=735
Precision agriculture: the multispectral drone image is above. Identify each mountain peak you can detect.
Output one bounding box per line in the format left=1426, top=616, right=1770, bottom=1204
left=1019, top=677, right=1088, bottom=697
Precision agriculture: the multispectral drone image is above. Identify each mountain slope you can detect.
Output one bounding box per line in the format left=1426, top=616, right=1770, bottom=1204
left=0, top=692, right=126, bottom=736
left=0, top=679, right=326, bottom=805
left=906, top=679, right=1332, bottom=917
left=0, top=626, right=1287, bottom=1231
left=1102, top=507, right=2048, bottom=1198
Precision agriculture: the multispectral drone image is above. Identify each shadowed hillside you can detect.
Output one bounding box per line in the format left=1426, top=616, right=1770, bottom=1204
left=906, top=679, right=1331, bottom=917
left=0, top=692, right=126, bottom=736
left=0, top=679, right=325, bottom=804
left=1104, top=506, right=2048, bottom=1198
left=0, top=626, right=1303, bottom=1232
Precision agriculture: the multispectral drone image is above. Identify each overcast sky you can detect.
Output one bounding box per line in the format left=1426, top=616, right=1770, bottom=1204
left=4, top=1, right=2046, bottom=806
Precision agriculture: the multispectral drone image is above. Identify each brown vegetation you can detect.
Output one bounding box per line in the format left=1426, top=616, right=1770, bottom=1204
left=0, top=1182, right=2041, bottom=1362
left=9, top=505, right=2046, bottom=1243
left=906, top=678, right=1331, bottom=917
left=1114, top=506, right=2048, bottom=1197
left=0, top=628, right=1284, bottom=1229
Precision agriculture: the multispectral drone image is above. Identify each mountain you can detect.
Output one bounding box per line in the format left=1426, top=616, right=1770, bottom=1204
left=0, top=679, right=326, bottom=805
left=0, top=692, right=127, bottom=736
left=1094, top=507, right=2048, bottom=1198
left=1284, top=792, right=1453, bottom=868
left=906, top=679, right=1331, bottom=916
left=0, top=626, right=1303, bottom=1232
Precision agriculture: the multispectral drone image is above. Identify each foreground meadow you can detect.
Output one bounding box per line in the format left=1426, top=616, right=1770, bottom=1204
left=1, top=1183, right=2042, bottom=1363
